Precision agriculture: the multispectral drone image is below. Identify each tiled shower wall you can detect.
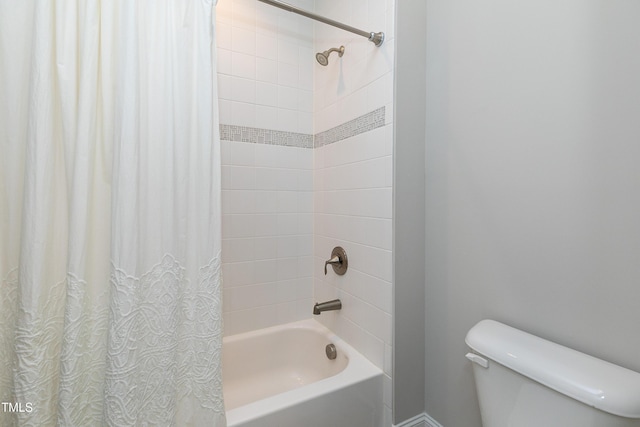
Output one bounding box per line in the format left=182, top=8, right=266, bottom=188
left=216, top=0, right=395, bottom=422
left=216, top=0, right=314, bottom=134
left=313, top=0, right=395, bottom=132
left=312, top=1, right=395, bottom=424
left=221, top=141, right=313, bottom=336
left=216, top=0, right=316, bottom=335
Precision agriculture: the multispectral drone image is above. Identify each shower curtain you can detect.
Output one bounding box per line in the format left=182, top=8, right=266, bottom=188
left=0, top=1, right=225, bottom=426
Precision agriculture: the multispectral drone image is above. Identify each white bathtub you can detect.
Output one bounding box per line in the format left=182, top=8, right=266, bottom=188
left=223, top=319, right=384, bottom=427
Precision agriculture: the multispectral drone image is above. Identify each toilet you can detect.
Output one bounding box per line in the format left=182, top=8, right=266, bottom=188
left=465, top=320, right=640, bottom=427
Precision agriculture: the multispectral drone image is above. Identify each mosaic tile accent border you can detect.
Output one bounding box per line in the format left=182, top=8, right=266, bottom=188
left=314, top=106, right=386, bottom=148
left=219, top=125, right=313, bottom=148
left=219, top=106, right=386, bottom=149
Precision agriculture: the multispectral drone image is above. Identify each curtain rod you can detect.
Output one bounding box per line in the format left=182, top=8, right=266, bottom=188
left=257, top=0, right=384, bottom=46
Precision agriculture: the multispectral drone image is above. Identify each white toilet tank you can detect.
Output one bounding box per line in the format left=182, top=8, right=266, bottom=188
left=466, top=320, right=640, bottom=427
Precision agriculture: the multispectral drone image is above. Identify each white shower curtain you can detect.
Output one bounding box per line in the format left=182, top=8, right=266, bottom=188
left=0, top=1, right=225, bottom=426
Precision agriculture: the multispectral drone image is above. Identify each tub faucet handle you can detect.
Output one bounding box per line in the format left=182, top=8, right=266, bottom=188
left=324, top=246, right=348, bottom=275
left=324, top=256, right=341, bottom=275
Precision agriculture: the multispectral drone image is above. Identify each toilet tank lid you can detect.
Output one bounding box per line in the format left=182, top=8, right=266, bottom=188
left=466, top=320, right=640, bottom=419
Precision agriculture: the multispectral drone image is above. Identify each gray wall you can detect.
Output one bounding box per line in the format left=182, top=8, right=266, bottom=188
left=424, top=0, right=640, bottom=426
left=393, top=0, right=427, bottom=424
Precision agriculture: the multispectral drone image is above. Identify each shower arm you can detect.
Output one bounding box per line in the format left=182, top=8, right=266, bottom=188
left=257, top=0, right=384, bottom=47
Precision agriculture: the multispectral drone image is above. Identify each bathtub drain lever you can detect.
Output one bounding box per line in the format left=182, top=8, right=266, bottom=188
left=325, top=344, right=337, bottom=360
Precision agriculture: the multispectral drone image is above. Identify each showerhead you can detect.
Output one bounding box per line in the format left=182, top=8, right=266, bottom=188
left=316, top=52, right=329, bottom=66
left=315, top=46, right=345, bottom=66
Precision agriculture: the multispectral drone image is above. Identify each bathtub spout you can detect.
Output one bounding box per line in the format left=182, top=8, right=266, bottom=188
left=313, top=299, right=342, bottom=315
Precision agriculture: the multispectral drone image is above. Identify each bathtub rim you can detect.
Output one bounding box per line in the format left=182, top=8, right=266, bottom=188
left=223, top=318, right=383, bottom=426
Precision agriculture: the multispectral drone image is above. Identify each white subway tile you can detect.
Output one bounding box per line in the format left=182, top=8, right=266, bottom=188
left=221, top=141, right=233, bottom=165
left=297, top=257, right=314, bottom=280
left=231, top=0, right=256, bottom=31
left=277, top=213, right=299, bottom=235
left=298, top=48, right=314, bottom=86
left=232, top=26, right=256, bottom=55
left=228, top=166, right=256, bottom=190
left=222, top=238, right=255, bottom=263
left=277, top=191, right=298, bottom=213
left=231, top=51, right=256, bottom=79
left=235, top=282, right=278, bottom=309
left=269, top=145, right=298, bottom=169
left=254, top=237, right=278, bottom=260
left=255, top=105, right=279, bottom=129
left=222, top=288, right=232, bottom=313
left=341, top=87, right=369, bottom=123
left=229, top=141, right=255, bottom=166
left=297, top=192, right=313, bottom=213
left=278, top=62, right=299, bottom=88
left=367, top=0, right=387, bottom=34
left=298, top=214, right=313, bottom=238
left=254, top=168, right=280, bottom=190
left=230, top=101, right=256, bottom=127
left=254, top=213, right=278, bottom=236
left=347, top=242, right=392, bottom=282
left=217, top=23, right=232, bottom=50
left=276, top=300, right=301, bottom=324
left=218, top=74, right=232, bottom=100
left=358, top=217, right=392, bottom=250
left=277, top=257, right=299, bottom=281
left=230, top=305, right=277, bottom=334
left=277, top=108, right=298, bottom=132
left=255, top=190, right=278, bottom=213
left=277, top=85, right=298, bottom=110
left=298, top=90, right=313, bottom=112
left=276, top=168, right=300, bottom=191
left=223, top=189, right=256, bottom=214
left=298, top=111, right=313, bottom=134
left=255, top=34, right=278, bottom=60
left=222, top=214, right=255, bottom=238
left=277, top=279, right=299, bottom=302
left=384, top=344, right=392, bottom=376
left=297, top=235, right=313, bottom=257
left=254, top=144, right=277, bottom=167
left=277, top=13, right=299, bottom=41
left=231, top=77, right=256, bottom=104
left=256, top=57, right=278, bottom=84
left=367, top=72, right=393, bottom=111
left=221, top=165, right=232, bottom=189
left=353, top=325, right=385, bottom=368
left=224, top=261, right=255, bottom=287
left=385, top=124, right=393, bottom=156
left=218, top=99, right=232, bottom=124
left=254, top=259, right=278, bottom=283
left=254, top=1, right=279, bottom=37
left=297, top=148, right=313, bottom=169
left=347, top=188, right=392, bottom=218
left=215, top=0, right=232, bottom=25
left=256, top=81, right=278, bottom=106
left=351, top=0, right=368, bottom=31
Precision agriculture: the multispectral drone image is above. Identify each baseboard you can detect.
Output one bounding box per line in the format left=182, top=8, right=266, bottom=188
left=394, top=412, right=443, bottom=427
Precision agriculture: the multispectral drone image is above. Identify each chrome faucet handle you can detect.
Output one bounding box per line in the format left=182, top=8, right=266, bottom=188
left=324, top=246, right=348, bottom=275
left=324, top=256, right=341, bottom=275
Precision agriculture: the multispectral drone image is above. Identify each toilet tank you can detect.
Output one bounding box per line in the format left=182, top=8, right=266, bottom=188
left=465, top=320, right=640, bottom=427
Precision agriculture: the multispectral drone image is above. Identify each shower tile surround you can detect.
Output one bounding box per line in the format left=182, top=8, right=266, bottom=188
left=221, top=107, right=388, bottom=332
left=217, top=0, right=394, bottom=424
